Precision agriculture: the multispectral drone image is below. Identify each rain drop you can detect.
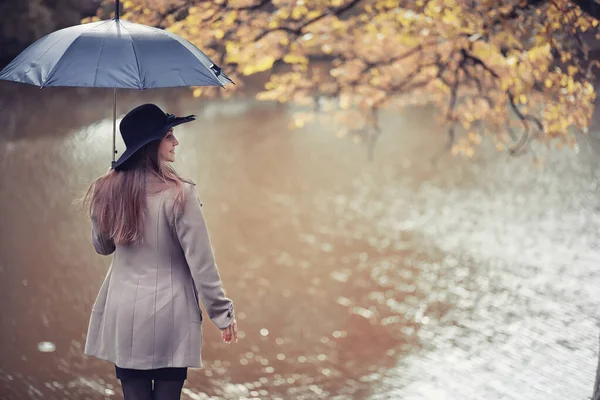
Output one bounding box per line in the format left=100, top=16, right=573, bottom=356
left=37, top=342, right=56, bottom=353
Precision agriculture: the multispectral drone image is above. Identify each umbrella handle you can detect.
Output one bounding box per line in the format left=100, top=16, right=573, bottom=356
left=115, top=0, right=120, bottom=20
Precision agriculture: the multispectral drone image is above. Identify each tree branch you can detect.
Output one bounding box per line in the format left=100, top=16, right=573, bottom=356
left=363, top=40, right=439, bottom=72
left=461, top=49, right=500, bottom=79
left=507, top=90, right=544, bottom=131
left=436, top=54, right=464, bottom=157
left=229, top=0, right=273, bottom=11
left=570, top=0, right=600, bottom=20
left=253, top=0, right=361, bottom=41
left=367, top=107, right=381, bottom=161
left=506, top=90, right=544, bottom=153
left=483, top=0, right=546, bottom=30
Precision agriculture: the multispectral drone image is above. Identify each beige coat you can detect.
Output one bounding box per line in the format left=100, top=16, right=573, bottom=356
left=83, top=180, right=234, bottom=369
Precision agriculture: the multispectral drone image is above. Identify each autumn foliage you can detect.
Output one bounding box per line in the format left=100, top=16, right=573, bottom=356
left=85, top=0, right=600, bottom=156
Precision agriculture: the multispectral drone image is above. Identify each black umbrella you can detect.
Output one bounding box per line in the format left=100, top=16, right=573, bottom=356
left=0, top=0, right=233, bottom=167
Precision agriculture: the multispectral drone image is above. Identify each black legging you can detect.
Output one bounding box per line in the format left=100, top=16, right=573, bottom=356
left=120, top=378, right=185, bottom=400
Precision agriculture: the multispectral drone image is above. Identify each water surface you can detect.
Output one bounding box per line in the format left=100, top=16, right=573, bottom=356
left=1, top=82, right=599, bottom=399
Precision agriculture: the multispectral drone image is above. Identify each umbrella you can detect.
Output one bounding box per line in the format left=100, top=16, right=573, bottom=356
left=0, top=0, right=233, bottom=167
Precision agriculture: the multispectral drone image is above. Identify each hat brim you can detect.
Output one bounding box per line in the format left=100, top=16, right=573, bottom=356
left=112, top=115, right=196, bottom=170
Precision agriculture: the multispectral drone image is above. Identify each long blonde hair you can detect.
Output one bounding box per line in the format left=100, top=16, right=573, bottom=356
left=80, top=139, right=191, bottom=245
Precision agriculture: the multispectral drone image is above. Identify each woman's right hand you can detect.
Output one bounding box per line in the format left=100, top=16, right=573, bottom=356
left=221, top=319, right=238, bottom=344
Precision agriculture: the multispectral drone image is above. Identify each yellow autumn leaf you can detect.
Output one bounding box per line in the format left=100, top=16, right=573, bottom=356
left=256, top=91, right=278, bottom=101
left=307, top=10, right=322, bottom=19
left=224, top=11, right=237, bottom=25
left=225, top=42, right=239, bottom=53
left=283, top=54, right=308, bottom=65
left=519, top=94, right=527, bottom=104
left=218, top=30, right=231, bottom=41
left=442, top=9, right=460, bottom=26
left=243, top=56, right=276, bottom=76
left=291, top=6, right=308, bottom=20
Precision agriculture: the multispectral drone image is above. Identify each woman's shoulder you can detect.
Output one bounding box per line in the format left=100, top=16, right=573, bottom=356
left=163, top=179, right=201, bottom=214
left=180, top=178, right=197, bottom=189
left=147, top=176, right=195, bottom=196
left=177, top=179, right=197, bottom=197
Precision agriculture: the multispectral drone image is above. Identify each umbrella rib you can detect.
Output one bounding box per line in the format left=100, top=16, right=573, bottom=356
left=120, top=21, right=144, bottom=89
left=170, top=37, right=225, bottom=88
left=176, top=71, right=187, bottom=86
left=92, top=20, right=117, bottom=87
left=149, top=25, right=225, bottom=88
left=41, top=20, right=113, bottom=88
left=7, top=35, right=70, bottom=82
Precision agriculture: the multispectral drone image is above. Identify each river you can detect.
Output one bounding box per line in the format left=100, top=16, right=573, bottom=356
left=1, top=81, right=599, bottom=399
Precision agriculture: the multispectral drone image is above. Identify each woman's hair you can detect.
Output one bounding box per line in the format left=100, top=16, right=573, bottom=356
left=80, top=139, right=191, bottom=246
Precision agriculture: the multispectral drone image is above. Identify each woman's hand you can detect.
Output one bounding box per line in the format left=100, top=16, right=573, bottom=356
left=221, top=319, right=238, bottom=344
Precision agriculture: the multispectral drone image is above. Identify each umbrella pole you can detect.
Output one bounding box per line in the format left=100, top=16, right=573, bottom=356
left=111, top=1, right=119, bottom=169
left=112, top=87, right=117, bottom=167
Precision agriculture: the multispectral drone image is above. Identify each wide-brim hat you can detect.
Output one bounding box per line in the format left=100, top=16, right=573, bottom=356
left=112, top=103, right=196, bottom=170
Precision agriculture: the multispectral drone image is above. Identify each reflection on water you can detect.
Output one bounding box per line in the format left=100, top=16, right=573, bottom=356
left=1, top=82, right=600, bottom=399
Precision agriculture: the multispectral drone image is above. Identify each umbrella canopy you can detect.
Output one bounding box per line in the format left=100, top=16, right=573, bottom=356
left=0, top=18, right=232, bottom=89
left=0, top=0, right=233, bottom=166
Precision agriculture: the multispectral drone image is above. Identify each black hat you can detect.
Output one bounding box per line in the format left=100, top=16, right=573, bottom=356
left=112, top=103, right=196, bottom=170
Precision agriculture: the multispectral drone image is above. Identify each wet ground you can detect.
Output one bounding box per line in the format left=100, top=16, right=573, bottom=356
left=0, top=83, right=599, bottom=399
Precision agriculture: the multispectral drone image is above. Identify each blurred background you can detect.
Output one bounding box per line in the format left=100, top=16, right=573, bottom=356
left=1, top=1, right=600, bottom=399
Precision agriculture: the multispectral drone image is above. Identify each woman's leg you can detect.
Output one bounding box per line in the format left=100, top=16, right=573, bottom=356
left=152, top=379, right=185, bottom=400
left=119, top=378, right=153, bottom=400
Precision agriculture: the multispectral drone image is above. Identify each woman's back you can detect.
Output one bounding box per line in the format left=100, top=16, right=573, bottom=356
left=112, top=179, right=187, bottom=271
left=85, top=179, right=233, bottom=369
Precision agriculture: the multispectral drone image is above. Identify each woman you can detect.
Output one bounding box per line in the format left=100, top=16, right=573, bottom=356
left=81, top=103, right=238, bottom=400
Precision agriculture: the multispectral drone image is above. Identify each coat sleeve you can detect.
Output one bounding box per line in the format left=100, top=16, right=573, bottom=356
left=91, top=214, right=116, bottom=256
left=175, top=184, right=234, bottom=330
